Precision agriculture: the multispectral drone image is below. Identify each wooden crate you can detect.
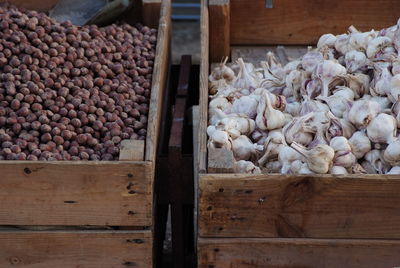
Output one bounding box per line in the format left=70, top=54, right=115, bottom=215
left=198, top=1, right=400, bottom=267
left=0, top=0, right=171, bottom=267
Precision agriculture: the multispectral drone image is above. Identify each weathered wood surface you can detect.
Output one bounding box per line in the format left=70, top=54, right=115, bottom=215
left=199, top=174, right=400, bottom=238
left=145, top=0, right=171, bottom=162
left=0, top=161, right=153, bottom=226
left=4, top=0, right=58, bottom=11
left=198, top=237, right=400, bottom=268
left=207, top=148, right=235, bottom=173
left=209, top=0, right=230, bottom=62
left=0, top=230, right=152, bottom=268
left=198, top=0, right=209, bottom=174
left=119, top=140, right=145, bottom=161
left=229, top=0, right=400, bottom=45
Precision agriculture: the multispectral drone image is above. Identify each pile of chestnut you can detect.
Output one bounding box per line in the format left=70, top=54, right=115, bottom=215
left=0, top=3, right=157, bottom=160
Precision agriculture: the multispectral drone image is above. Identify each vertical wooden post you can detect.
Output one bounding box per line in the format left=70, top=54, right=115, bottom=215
left=209, top=0, right=230, bottom=62
left=142, top=0, right=162, bottom=29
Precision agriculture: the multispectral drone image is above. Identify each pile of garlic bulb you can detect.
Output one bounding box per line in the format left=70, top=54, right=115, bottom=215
left=207, top=19, right=400, bottom=175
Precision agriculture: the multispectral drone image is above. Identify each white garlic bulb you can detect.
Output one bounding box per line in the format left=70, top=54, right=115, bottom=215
left=348, top=131, right=371, bottom=159
left=366, top=113, right=397, bottom=144
left=255, top=91, right=286, bottom=130
left=330, top=166, right=348, bottom=175
left=314, top=60, right=347, bottom=97
left=209, top=57, right=235, bottom=83
left=383, top=139, right=400, bottom=166
left=232, top=135, right=263, bottom=161
left=278, top=145, right=305, bottom=174
left=291, top=142, right=334, bottom=174
left=347, top=99, right=381, bottom=129
left=234, top=160, right=261, bottom=174
left=345, top=50, right=367, bottom=73
left=233, top=58, right=259, bottom=90
left=317, top=33, right=337, bottom=49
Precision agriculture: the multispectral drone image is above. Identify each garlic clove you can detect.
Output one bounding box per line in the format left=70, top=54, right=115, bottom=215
left=234, top=160, right=262, bottom=174
left=366, top=113, right=397, bottom=144
left=348, top=130, right=371, bottom=159
left=291, top=142, right=334, bottom=174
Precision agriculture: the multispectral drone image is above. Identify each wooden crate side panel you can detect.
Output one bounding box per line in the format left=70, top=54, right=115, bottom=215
left=199, top=174, right=400, bottom=238
left=145, top=0, right=171, bottom=162
left=209, top=0, right=230, bottom=62
left=0, top=161, right=153, bottom=226
left=0, top=230, right=152, bottom=268
left=198, top=238, right=400, bottom=268
left=229, top=0, right=400, bottom=45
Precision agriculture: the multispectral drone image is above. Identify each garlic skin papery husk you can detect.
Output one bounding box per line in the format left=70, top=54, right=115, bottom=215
left=234, top=160, right=262, bottom=174
left=216, top=115, right=256, bottom=139
left=347, top=99, right=381, bottom=129
left=291, top=142, right=335, bottom=174
left=313, top=60, right=347, bottom=97
left=285, top=101, right=302, bottom=117
left=290, top=160, right=314, bottom=174
left=387, top=166, right=400, bottom=174
left=348, top=131, right=372, bottom=159
left=209, top=97, right=232, bottom=113
left=317, top=88, right=354, bottom=118
left=383, top=139, right=400, bottom=166
left=209, top=57, right=236, bottom=83
left=370, top=63, right=393, bottom=97
left=231, top=95, right=258, bottom=119
left=389, top=74, right=400, bottom=103
left=329, top=136, right=357, bottom=168
left=366, top=113, right=397, bottom=144
left=256, top=91, right=286, bottom=130
left=364, top=149, right=391, bottom=174
left=282, top=113, right=314, bottom=145
left=317, top=33, right=337, bottom=49
left=346, top=73, right=370, bottom=99
left=207, top=126, right=232, bottom=150
left=232, top=135, right=263, bottom=161
left=366, top=36, right=392, bottom=58
left=264, top=160, right=282, bottom=173
left=301, top=50, right=324, bottom=73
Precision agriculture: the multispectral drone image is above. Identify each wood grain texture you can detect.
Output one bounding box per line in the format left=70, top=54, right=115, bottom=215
left=230, top=0, right=400, bottom=45
left=3, top=0, right=58, bottom=11
left=0, top=161, right=153, bottom=226
left=199, top=174, right=400, bottom=238
left=119, top=140, right=145, bottom=161
left=198, top=238, right=400, bottom=268
left=209, top=0, right=230, bottom=62
left=145, top=0, right=171, bottom=162
left=198, top=0, right=209, bottom=174
left=142, top=0, right=162, bottom=29
left=0, top=230, right=152, bottom=268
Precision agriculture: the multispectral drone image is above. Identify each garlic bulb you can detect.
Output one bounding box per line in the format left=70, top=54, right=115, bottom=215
left=389, top=74, right=400, bottom=103
left=334, top=34, right=352, bottom=55
left=347, top=99, right=381, bottom=129
left=209, top=57, right=235, bottom=83
left=383, top=139, right=400, bottom=165
left=233, top=58, right=259, bottom=90
left=330, top=166, right=348, bottom=175
left=234, top=160, right=261, bottom=174
left=278, top=145, right=305, bottom=174
left=366, top=36, right=392, bottom=58
left=387, top=166, right=400, bottom=174
left=285, top=101, right=301, bottom=117
left=364, top=149, right=390, bottom=174
left=345, top=50, right=367, bottom=73
left=209, top=97, right=232, bottom=113
left=231, top=95, right=258, bottom=119
left=370, top=64, right=392, bottom=96
left=366, top=113, right=397, bottom=144
left=317, top=33, right=337, bottom=49
left=216, top=115, right=256, bottom=139
left=232, top=135, right=263, bottom=161
left=314, top=60, right=347, bottom=97
left=265, top=160, right=282, bottom=173
left=300, top=96, right=329, bottom=116
left=317, top=89, right=353, bottom=118
left=258, top=130, right=287, bottom=166
left=348, top=131, right=371, bottom=159
left=282, top=113, right=314, bottom=145
left=256, top=91, right=286, bottom=130
left=207, top=126, right=232, bottom=150
left=291, top=142, right=334, bottom=174
left=348, top=29, right=377, bottom=51
left=301, top=51, right=324, bottom=73
left=329, top=136, right=357, bottom=168
left=330, top=136, right=351, bottom=152
left=346, top=73, right=370, bottom=99
left=290, top=160, right=314, bottom=174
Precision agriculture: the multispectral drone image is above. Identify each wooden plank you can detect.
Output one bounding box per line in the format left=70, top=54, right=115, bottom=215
left=142, top=0, right=162, bottom=29
left=0, top=161, right=153, bottom=226
left=145, top=0, right=171, bottom=162
left=198, top=0, right=209, bottom=174
left=198, top=238, right=400, bottom=268
left=0, top=230, right=152, bottom=268
left=4, top=0, right=59, bottom=11
left=231, top=46, right=308, bottom=65
left=230, top=0, right=400, bottom=45
left=209, top=0, right=230, bottom=62
left=207, top=148, right=235, bottom=173
left=119, top=140, right=145, bottom=161
left=199, top=174, right=400, bottom=238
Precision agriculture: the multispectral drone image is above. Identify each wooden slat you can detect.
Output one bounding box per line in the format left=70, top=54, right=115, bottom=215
left=0, top=230, right=152, bottom=268
left=4, top=0, right=58, bottom=11
left=0, top=161, right=152, bottom=226
left=209, top=0, right=230, bottom=62
left=199, top=174, right=400, bottom=238
left=198, top=0, right=209, bottom=174
left=119, top=140, right=145, bottom=161
left=145, top=0, right=171, bottom=162
left=142, top=0, right=162, bottom=29
left=230, top=0, right=400, bottom=45
left=198, top=238, right=400, bottom=268
left=207, top=148, right=235, bottom=173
